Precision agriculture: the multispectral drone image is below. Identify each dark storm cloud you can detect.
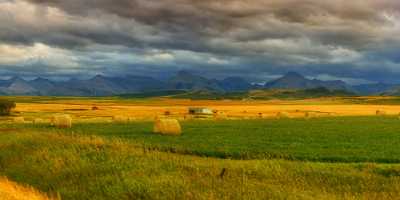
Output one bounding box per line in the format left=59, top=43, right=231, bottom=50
left=0, top=0, right=400, bottom=83
left=18, top=0, right=398, bottom=50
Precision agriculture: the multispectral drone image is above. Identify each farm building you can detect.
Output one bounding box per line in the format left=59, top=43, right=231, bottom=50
left=188, top=107, right=213, bottom=115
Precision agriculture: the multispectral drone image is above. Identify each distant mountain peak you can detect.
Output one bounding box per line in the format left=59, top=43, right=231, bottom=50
left=220, top=77, right=252, bottom=92
left=223, top=76, right=247, bottom=81
left=91, top=74, right=107, bottom=80
left=168, top=71, right=223, bottom=91
left=34, top=77, right=46, bottom=81
left=176, top=70, right=193, bottom=76
left=282, top=72, right=305, bottom=79
left=265, top=71, right=349, bottom=91
left=33, top=77, right=50, bottom=82
left=170, top=70, right=206, bottom=81
left=9, top=76, right=25, bottom=82
left=94, top=74, right=106, bottom=78
left=4, top=76, right=37, bottom=95
left=68, top=77, right=80, bottom=82
left=175, top=70, right=199, bottom=79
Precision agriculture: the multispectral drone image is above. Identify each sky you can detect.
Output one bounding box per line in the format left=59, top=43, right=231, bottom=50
left=0, top=0, right=400, bottom=84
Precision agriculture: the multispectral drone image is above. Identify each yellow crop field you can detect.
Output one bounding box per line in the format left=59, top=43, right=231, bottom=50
left=9, top=96, right=400, bottom=123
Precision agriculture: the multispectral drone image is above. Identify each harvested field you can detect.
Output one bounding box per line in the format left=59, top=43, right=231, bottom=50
left=11, top=97, right=400, bottom=123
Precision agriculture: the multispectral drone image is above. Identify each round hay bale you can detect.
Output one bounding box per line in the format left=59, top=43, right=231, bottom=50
left=13, top=117, right=25, bottom=123
left=376, top=110, right=386, bottom=116
left=50, top=116, right=55, bottom=126
left=33, top=118, right=46, bottom=124
left=53, top=114, right=72, bottom=128
left=153, top=118, right=181, bottom=136
left=214, top=112, right=228, bottom=120
left=113, top=115, right=129, bottom=123
left=304, top=112, right=317, bottom=119
left=327, top=112, right=336, bottom=117
left=276, top=112, right=290, bottom=119
left=128, top=117, right=137, bottom=122
left=183, top=114, right=193, bottom=120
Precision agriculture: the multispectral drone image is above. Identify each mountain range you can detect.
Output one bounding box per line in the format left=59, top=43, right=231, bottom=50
left=0, top=71, right=398, bottom=96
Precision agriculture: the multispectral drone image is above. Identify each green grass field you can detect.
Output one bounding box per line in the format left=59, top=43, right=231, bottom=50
left=2, top=116, right=400, bottom=199
left=9, top=116, right=400, bottom=163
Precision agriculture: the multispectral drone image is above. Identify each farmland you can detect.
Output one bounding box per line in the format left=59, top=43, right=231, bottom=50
left=5, top=96, right=400, bottom=122
left=2, top=96, right=400, bottom=199
left=5, top=117, right=400, bottom=163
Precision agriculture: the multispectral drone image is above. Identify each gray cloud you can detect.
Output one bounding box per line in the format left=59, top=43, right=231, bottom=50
left=0, top=0, right=400, bottom=83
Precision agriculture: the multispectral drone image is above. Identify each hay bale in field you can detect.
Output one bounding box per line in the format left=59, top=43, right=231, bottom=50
left=113, top=115, right=129, bottom=123
left=327, top=112, right=336, bottom=117
left=52, top=114, right=72, bottom=128
left=276, top=112, right=290, bottom=119
left=50, top=116, right=55, bottom=126
left=128, top=117, right=137, bottom=122
left=183, top=114, right=193, bottom=120
left=13, top=117, right=25, bottom=123
left=376, top=110, right=386, bottom=116
left=153, top=118, right=181, bottom=136
left=33, top=118, right=46, bottom=124
left=305, top=112, right=317, bottom=119
left=214, top=112, right=228, bottom=120
left=258, top=113, right=263, bottom=118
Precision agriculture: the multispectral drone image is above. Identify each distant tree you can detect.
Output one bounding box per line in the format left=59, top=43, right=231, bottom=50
left=0, top=100, right=16, bottom=116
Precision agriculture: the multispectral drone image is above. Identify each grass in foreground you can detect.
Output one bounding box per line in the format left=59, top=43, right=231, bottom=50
left=1, top=131, right=400, bottom=200
left=0, top=177, right=55, bottom=200
left=11, top=116, right=400, bottom=163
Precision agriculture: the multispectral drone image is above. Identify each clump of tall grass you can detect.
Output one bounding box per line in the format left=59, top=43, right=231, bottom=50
left=0, top=177, right=57, bottom=200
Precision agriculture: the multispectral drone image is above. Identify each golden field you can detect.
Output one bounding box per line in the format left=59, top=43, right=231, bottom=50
left=8, top=96, right=400, bottom=123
